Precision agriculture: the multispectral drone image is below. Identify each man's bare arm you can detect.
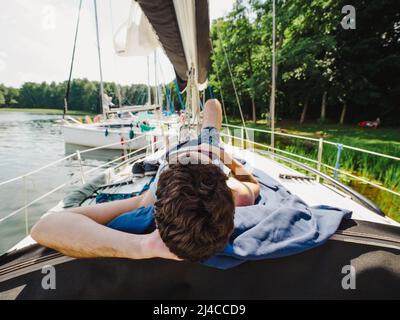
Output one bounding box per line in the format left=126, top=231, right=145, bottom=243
left=31, top=211, right=179, bottom=260
left=64, top=189, right=154, bottom=225
left=225, top=157, right=260, bottom=203
left=198, top=144, right=260, bottom=203
left=30, top=188, right=179, bottom=260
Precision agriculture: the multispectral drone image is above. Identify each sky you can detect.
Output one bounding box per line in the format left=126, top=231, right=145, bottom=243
left=0, top=0, right=234, bottom=88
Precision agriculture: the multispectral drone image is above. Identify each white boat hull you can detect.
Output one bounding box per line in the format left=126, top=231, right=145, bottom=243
left=62, top=125, right=150, bottom=150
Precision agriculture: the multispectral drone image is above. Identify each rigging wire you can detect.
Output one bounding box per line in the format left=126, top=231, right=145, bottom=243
left=217, top=25, right=249, bottom=134
left=210, top=41, right=229, bottom=125
left=219, top=34, right=249, bottom=137
left=155, top=52, right=167, bottom=109
left=108, top=0, right=123, bottom=108
left=156, top=54, right=175, bottom=112
left=147, top=56, right=152, bottom=105
left=153, top=51, right=159, bottom=105
left=64, top=0, right=83, bottom=118
left=216, top=25, right=248, bottom=137
left=270, top=0, right=276, bottom=150
left=93, top=0, right=106, bottom=117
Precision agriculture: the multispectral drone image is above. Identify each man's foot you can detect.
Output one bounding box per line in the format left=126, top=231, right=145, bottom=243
left=202, top=99, right=222, bottom=130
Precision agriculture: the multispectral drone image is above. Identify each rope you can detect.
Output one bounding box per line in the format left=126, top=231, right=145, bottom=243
left=165, top=86, right=174, bottom=112
left=174, top=79, right=185, bottom=110
left=153, top=51, right=159, bottom=105
left=208, top=84, right=214, bottom=99
left=0, top=154, right=76, bottom=187
left=223, top=123, right=320, bottom=142
left=64, top=0, right=83, bottom=118
left=0, top=135, right=147, bottom=187
left=210, top=41, right=229, bottom=124
left=23, top=176, right=29, bottom=235
left=185, top=67, right=201, bottom=128
left=0, top=140, right=163, bottom=225
left=323, top=140, right=400, bottom=161
left=169, top=83, right=175, bottom=112
left=147, top=56, right=151, bottom=104
left=156, top=54, right=173, bottom=111
left=216, top=24, right=248, bottom=136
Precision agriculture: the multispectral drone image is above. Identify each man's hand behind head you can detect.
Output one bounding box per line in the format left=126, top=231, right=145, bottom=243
left=141, top=229, right=183, bottom=261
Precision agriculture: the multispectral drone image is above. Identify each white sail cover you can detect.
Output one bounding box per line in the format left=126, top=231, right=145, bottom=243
left=113, top=1, right=159, bottom=57
left=172, top=0, right=204, bottom=89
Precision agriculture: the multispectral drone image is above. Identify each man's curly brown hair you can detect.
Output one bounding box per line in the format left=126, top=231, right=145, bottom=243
left=154, top=163, right=235, bottom=262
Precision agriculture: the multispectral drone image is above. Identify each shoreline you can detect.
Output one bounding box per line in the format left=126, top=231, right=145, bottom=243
left=0, top=108, right=97, bottom=116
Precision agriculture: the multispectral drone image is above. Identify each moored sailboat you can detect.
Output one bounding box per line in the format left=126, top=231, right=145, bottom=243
left=61, top=0, right=181, bottom=150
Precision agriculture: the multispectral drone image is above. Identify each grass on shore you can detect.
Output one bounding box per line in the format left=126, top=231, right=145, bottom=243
left=229, top=119, right=400, bottom=154
left=235, top=120, right=399, bottom=189
left=0, top=107, right=97, bottom=116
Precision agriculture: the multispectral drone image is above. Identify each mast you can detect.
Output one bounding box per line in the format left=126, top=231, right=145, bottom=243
left=93, top=0, right=105, bottom=117
left=116, top=84, right=122, bottom=108
left=147, top=55, right=151, bottom=105
left=64, top=0, right=83, bottom=119
left=270, top=0, right=276, bottom=151
left=154, top=50, right=159, bottom=106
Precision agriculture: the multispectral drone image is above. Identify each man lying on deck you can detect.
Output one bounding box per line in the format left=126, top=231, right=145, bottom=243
left=31, top=99, right=260, bottom=262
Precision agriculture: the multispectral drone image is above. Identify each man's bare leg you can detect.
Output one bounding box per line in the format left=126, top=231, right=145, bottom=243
left=202, top=99, right=222, bottom=130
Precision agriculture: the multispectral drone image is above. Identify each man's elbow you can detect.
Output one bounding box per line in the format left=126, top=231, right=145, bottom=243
left=30, top=217, right=47, bottom=245
left=30, top=212, right=58, bottom=245
left=234, top=193, right=254, bottom=207
left=235, top=182, right=260, bottom=206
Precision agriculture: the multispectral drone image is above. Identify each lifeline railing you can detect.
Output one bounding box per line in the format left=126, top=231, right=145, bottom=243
left=0, top=134, right=162, bottom=239
left=221, top=123, right=400, bottom=198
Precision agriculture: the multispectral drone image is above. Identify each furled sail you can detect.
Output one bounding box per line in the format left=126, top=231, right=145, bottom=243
left=136, top=0, right=211, bottom=91
left=113, top=1, right=160, bottom=57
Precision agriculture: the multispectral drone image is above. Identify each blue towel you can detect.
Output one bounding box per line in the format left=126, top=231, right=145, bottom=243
left=107, top=169, right=351, bottom=269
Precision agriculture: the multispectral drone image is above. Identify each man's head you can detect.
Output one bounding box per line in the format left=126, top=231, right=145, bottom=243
left=154, top=163, right=235, bottom=262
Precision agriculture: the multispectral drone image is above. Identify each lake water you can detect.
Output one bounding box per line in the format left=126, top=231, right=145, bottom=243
left=0, top=112, right=121, bottom=254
